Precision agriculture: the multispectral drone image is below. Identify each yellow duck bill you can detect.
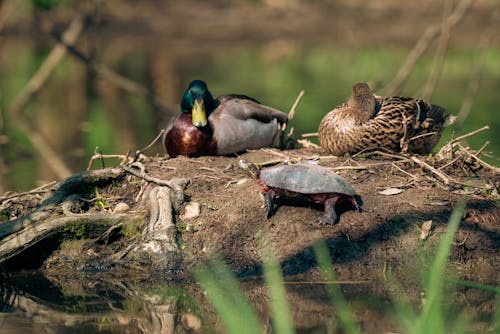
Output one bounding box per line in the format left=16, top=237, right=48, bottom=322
left=191, top=98, right=208, bottom=128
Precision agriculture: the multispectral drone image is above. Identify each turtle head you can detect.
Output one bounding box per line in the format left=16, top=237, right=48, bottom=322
left=181, top=80, right=218, bottom=128
left=239, top=159, right=261, bottom=180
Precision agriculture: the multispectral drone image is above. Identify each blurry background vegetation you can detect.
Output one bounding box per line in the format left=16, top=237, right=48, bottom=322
left=0, top=0, right=499, bottom=192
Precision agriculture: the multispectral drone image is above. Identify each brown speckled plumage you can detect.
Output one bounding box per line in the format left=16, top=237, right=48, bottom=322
left=318, top=83, right=452, bottom=156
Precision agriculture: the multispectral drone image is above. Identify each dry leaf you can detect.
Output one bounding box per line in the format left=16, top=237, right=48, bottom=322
left=378, top=188, right=404, bottom=196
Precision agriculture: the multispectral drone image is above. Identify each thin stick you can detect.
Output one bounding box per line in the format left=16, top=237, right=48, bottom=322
left=437, top=125, right=490, bottom=156
left=421, top=0, right=453, bottom=100
left=287, top=90, right=305, bottom=121
left=301, top=132, right=318, bottom=138
left=0, top=190, right=51, bottom=203
left=437, top=156, right=461, bottom=170
left=453, top=125, right=490, bottom=142
left=474, top=141, right=489, bottom=156
left=409, top=131, right=438, bottom=142
left=384, top=0, right=471, bottom=95
left=330, top=160, right=407, bottom=171
left=122, top=165, right=188, bottom=189
left=256, top=159, right=283, bottom=167
left=456, top=143, right=500, bottom=173
left=296, top=139, right=321, bottom=149
left=261, top=148, right=291, bottom=159
left=137, top=130, right=165, bottom=155
left=132, top=129, right=165, bottom=162
left=392, top=163, right=419, bottom=180
left=410, top=156, right=451, bottom=185
left=317, top=155, right=341, bottom=161
left=0, top=180, right=57, bottom=203
left=87, top=154, right=132, bottom=171
left=331, top=166, right=369, bottom=171
left=351, top=149, right=410, bottom=161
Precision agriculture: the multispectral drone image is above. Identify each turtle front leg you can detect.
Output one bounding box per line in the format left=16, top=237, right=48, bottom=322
left=319, top=196, right=339, bottom=225
left=263, top=190, right=276, bottom=218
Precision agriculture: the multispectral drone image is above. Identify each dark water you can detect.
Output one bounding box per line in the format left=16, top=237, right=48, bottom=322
left=0, top=271, right=496, bottom=333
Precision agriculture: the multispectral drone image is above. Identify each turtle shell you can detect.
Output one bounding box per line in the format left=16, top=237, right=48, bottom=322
left=259, top=163, right=355, bottom=195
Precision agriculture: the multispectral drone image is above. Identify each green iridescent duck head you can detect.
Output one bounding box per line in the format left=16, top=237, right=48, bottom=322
left=181, top=80, right=219, bottom=128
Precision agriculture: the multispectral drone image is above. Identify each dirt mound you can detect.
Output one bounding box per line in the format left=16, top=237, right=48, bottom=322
left=1, top=148, right=496, bottom=287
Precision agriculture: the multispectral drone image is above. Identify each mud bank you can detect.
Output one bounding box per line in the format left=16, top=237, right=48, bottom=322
left=0, top=148, right=497, bottom=286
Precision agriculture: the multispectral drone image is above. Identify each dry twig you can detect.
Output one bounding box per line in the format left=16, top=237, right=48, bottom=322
left=87, top=153, right=133, bottom=171
left=122, top=165, right=188, bottom=189
left=296, top=139, right=321, bottom=149
left=287, top=90, right=305, bottom=122
left=456, top=143, right=500, bottom=173
left=411, top=156, right=451, bottom=185
left=135, top=130, right=165, bottom=158
left=301, top=132, right=318, bottom=138
left=392, top=163, right=419, bottom=180
left=437, top=125, right=490, bottom=156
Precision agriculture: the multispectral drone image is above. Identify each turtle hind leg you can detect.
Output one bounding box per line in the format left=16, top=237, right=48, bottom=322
left=352, top=194, right=363, bottom=212
left=263, top=190, right=277, bottom=219
left=319, top=196, right=339, bottom=225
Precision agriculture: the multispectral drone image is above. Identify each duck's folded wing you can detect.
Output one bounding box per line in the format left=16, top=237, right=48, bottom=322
left=216, top=95, right=288, bottom=124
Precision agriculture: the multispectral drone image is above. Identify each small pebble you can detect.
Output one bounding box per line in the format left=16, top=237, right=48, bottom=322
left=113, top=202, right=130, bottom=213
left=182, top=202, right=201, bottom=220
left=182, top=313, right=202, bottom=330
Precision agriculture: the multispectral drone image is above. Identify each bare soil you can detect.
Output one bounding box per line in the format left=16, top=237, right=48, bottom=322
left=3, top=148, right=495, bottom=283
left=1, top=147, right=498, bottom=332
left=146, top=149, right=499, bottom=282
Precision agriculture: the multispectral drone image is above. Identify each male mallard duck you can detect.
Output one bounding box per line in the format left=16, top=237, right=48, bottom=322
left=164, top=80, right=288, bottom=157
left=318, top=83, right=454, bottom=156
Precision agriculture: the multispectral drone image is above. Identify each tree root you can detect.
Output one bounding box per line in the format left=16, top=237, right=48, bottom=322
left=0, top=165, right=189, bottom=269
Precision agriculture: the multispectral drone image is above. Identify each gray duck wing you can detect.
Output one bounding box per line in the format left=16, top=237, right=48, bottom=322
left=215, top=95, right=288, bottom=124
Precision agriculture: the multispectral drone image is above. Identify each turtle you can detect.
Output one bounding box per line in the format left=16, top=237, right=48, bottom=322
left=240, top=161, right=362, bottom=225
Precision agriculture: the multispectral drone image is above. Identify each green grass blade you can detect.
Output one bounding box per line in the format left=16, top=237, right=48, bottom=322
left=452, top=279, right=500, bottom=294
left=262, top=245, right=294, bottom=334
left=313, top=241, right=361, bottom=334
left=419, top=201, right=466, bottom=333
left=493, top=297, right=500, bottom=333
left=384, top=271, right=418, bottom=333
left=194, top=259, right=262, bottom=334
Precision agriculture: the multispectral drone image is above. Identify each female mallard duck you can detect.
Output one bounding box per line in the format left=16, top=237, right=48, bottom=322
left=318, top=83, right=454, bottom=156
left=164, top=80, right=288, bottom=157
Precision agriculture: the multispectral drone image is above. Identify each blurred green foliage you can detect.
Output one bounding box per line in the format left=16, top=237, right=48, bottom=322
left=32, top=0, right=67, bottom=10
left=1, top=42, right=499, bottom=191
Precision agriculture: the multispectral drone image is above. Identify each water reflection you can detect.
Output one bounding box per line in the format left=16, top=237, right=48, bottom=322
left=0, top=270, right=496, bottom=333
left=0, top=271, right=390, bottom=333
